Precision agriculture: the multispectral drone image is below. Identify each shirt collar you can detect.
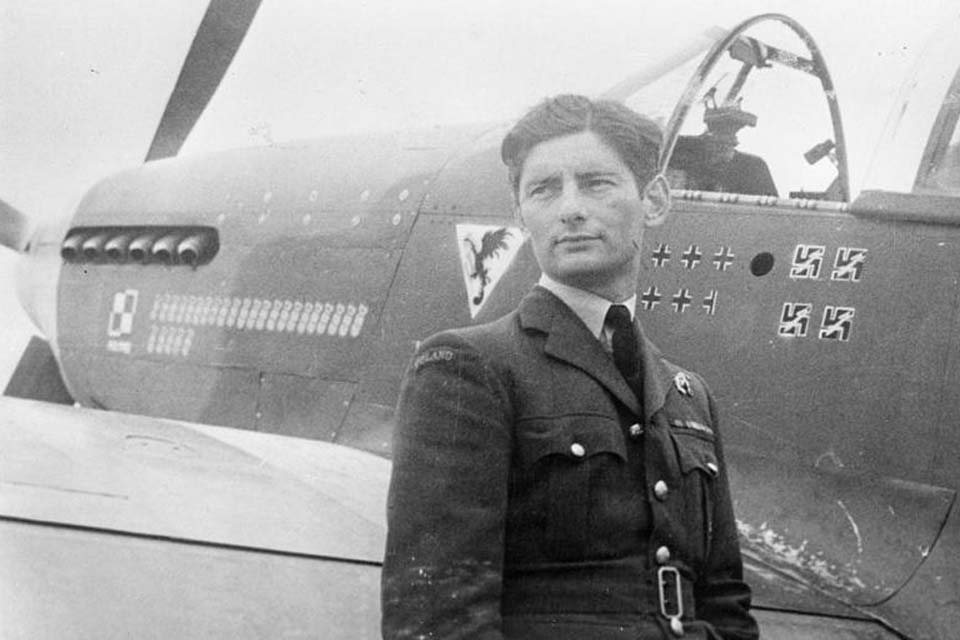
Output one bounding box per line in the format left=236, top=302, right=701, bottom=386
left=537, top=274, right=637, bottom=340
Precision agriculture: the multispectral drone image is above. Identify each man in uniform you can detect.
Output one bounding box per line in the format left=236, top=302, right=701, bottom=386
left=674, top=105, right=778, bottom=197
left=382, top=95, right=758, bottom=639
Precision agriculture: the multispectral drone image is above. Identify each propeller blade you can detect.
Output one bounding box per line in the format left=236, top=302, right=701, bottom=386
left=601, top=26, right=727, bottom=102
left=4, top=336, right=74, bottom=405
left=144, top=0, right=263, bottom=162
left=0, top=197, right=32, bottom=252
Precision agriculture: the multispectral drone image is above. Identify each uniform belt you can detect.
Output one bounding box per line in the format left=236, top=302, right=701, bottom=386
left=502, top=562, right=696, bottom=622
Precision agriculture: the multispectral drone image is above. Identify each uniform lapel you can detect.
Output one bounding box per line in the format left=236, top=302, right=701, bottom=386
left=636, top=322, right=671, bottom=424
left=518, top=287, right=642, bottom=416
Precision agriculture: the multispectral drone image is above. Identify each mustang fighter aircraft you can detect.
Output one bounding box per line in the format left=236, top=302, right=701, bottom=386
left=2, top=4, right=960, bottom=638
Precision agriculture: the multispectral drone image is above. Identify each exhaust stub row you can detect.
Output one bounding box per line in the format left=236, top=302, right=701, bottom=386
left=61, top=226, right=219, bottom=267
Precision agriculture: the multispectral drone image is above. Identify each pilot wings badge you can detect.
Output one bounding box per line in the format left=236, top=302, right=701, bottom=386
left=673, top=372, right=693, bottom=396
left=457, top=224, right=525, bottom=318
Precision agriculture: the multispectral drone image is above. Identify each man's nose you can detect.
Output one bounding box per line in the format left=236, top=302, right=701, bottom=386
left=557, top=186, right=586, bottom=224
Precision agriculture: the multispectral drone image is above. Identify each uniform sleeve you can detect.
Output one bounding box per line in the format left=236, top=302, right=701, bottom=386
left=695, top=382, right=759, bottom=640
left=381, top=332, right=513, bottom=640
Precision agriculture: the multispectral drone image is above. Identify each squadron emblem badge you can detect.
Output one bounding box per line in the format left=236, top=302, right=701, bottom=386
left=456, top=224, right=525, bottom=318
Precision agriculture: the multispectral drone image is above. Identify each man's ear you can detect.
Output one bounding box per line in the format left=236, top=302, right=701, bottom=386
left=641, top=173, right=671, bottom=227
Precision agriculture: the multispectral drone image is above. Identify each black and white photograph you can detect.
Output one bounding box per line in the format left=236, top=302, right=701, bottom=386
left=1, top=1, right=958, bottom=637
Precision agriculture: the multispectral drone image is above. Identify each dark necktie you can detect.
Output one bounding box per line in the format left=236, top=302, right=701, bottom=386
left=605, top=304, right=639, bottom=380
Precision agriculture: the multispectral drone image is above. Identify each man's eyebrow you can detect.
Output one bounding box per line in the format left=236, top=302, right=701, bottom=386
left=522, top=171, right=561, bottom=187
left=579, top=169, right=620, bottom=176
left=577, top=170, right=623, bottom=180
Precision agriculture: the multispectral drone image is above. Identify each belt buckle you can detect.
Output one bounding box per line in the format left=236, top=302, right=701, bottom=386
left=657, top=566, right=684, bottom=636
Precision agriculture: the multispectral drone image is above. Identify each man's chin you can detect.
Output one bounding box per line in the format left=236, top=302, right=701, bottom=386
left=550, top=263, right=618, bottom=287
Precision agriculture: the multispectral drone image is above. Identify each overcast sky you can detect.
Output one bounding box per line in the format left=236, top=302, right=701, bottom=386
left=0, top=0, right=955, bottom=383
left=2, top=0, right=953, bottom=218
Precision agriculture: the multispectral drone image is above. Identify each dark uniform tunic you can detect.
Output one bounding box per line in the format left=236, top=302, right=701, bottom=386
left=669, top=135, right=777, bottom=197
left=695, top=151, right=778, bottom=197
left=382, top=287, right=757, bottom=639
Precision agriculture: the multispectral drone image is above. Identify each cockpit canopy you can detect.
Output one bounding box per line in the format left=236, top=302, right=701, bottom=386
left=615, top=14, right=847, bottom=203
left=612, top=13, right=960, bottom=208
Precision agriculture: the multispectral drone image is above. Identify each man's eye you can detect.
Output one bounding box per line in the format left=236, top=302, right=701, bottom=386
left=527, top=184, right=552, bottom=198
left=586, top=178, right=615, bottom=190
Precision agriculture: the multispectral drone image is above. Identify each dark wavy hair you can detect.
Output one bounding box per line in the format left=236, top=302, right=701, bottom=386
left=501, top=94, right=663, bottom=199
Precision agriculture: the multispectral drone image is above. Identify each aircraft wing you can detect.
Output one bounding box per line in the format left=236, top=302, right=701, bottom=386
left=0, top=396, right=389, bottom=638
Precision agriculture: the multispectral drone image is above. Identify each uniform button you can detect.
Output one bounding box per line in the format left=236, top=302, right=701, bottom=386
left=656, top=545, right=671, bottom=565
left=654, top=480, right=669, bottom=500
left=670, top=617, right=684, bottom=636
left=706, top=461, right=719, bottom=476
left=570, top=443, right=586, bottom=458
left=628, top=423, right=643, bottom=438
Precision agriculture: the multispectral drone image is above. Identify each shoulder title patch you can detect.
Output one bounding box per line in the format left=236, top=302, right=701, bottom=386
left=413, top=347, right=456, bottom=372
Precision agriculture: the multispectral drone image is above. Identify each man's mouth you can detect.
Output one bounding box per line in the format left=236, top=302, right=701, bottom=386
left=555, top=233, right=600, bottom=245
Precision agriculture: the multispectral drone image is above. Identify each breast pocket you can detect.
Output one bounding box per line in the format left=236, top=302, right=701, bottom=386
left=671, top=426, right=720, bottom=479
left=516, top=415, right=630, bottom=560
left=670, top=427, right=720, bottom=564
